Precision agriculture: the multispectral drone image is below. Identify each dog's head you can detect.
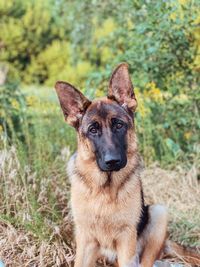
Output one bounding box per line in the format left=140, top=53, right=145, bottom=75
left=55, top=63, right=137, bottom=172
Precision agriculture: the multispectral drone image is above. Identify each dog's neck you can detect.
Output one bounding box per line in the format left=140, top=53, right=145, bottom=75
left=72, top=152, right=141, bottom=201
left=73, top=136, right=141, bottom=193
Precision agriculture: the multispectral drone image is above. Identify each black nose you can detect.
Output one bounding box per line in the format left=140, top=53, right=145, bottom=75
left=105, top=154, right=121, bottom=167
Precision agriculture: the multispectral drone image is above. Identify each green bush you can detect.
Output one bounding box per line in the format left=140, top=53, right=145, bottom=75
left=0, top=0, right=199, bottom=166
left=0, top=81, right=27, bottom=144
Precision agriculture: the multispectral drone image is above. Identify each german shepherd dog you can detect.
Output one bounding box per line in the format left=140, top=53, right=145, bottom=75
left=55, top=63, right=200, bottom=267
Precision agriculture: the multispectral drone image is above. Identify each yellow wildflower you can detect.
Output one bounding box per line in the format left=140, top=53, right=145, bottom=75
left=170, top=12, right=177, bottom=20
left=94, top=18, right=116, bottom=40
left=184, top=132, right=192, bottom=140
left=95, top=88, right=105, bottom=98
left=26, top=96, right=37, bottom=107
left=0, top=125, right=3, bottom=134
left=76, top=61, right=92, bottom=77
left=145, top=82, right=163, bottom=103
left=135, top=87, right=150, bottom=118
left=101, top=46, right=113, bottom=63
left=178, top=0, right=188, bottom=6
left=11, top=99, right=20, bottom=110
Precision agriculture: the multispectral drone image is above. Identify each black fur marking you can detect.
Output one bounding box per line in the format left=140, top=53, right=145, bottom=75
left=103, top=172, right=112, bottom=187
left=137, top=189, right=149, bottom=237
left=82, top=102, right=129, bottom=172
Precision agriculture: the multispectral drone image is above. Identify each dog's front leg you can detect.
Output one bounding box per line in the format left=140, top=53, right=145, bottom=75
left=116, top=230, right=139, bottom=267
left=75, top=233, right=99, bottom=267
left=139, top=205, right=168, bottom=267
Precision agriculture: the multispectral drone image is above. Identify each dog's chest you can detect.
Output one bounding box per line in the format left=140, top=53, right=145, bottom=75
left=71, top=181, right=141, bottom=249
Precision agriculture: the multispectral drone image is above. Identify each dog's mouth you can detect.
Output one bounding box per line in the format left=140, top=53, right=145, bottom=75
left=100, top=166, right=121, bottom=172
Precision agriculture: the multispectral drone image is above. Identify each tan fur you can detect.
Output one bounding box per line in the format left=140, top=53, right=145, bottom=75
left=67, top=125, right=142, bottom=267
left=137, top=205, right=168, bottom=267
left=67, top=114, right=168, bottom=267
left=164, top=240, right=200, bottom=266
left=55, top=63, right=200, bottom=267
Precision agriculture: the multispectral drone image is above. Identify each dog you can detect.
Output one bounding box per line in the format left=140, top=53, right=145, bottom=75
left=55, top=63, right=200, bottom=267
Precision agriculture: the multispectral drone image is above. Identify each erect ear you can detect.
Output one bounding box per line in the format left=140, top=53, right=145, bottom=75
left=108, top=63, right=137, bottom=112
left=55, top=81, right=91, bottom=128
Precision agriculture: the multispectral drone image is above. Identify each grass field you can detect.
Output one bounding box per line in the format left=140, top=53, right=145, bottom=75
left=0, top=147, right=199, bottom=267
left=0, top=86, right=199, bottom=266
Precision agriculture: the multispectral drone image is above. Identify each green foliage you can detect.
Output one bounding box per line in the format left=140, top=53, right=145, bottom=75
left=0, top=0, right=69, bottom=83
left=0, top=81, right=27, bottom=143
left=0, top=0, right=200, bottom=166
left=135, top=84, right=200, bottom=164
left=116, top=1, right=197, bottom=90
left=0, top=84, right=76, bottom=174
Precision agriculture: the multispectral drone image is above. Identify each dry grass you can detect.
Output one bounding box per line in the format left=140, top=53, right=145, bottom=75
left=0, top=220, right=74, bottom=267
left=0, top=147, right=199, bottom=267
left=141, top=163, right=200, bottom=247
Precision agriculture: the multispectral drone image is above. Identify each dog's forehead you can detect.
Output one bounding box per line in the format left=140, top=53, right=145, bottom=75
left=82, top=98, right=131, bottom=125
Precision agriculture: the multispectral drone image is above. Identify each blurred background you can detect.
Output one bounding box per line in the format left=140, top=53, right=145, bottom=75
left=0, top=1, right=199, bottom=266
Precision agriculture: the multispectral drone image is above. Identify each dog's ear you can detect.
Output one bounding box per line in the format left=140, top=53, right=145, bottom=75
left=55, top=81, right=91, bottom=128
left=108, top=63, right=137, bottom=111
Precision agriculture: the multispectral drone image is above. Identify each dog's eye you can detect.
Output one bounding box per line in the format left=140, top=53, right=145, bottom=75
left=116, top=122, right=123, bottom=129
left=112, top=118, right=124, bottom=130
left=89, top=122, right=99, bottom=134
left=89, top=127, right=98, bottom=134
